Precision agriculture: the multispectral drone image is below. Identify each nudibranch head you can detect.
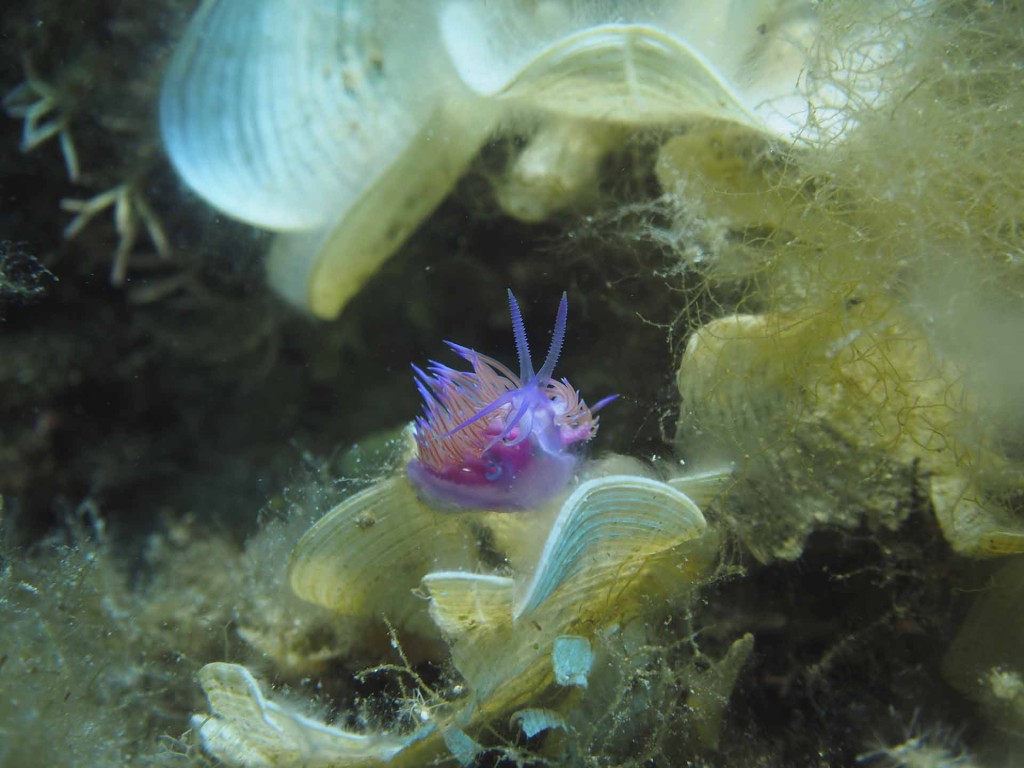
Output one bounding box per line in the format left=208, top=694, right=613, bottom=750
left=408, top=290, right=612, bottom=510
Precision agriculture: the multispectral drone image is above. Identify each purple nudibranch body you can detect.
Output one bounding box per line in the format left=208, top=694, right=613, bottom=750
left=407, top=290, right=613, bottom=511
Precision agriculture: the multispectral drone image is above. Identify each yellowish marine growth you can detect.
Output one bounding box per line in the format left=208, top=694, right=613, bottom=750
left=661, top=2, right=1024, bottom=560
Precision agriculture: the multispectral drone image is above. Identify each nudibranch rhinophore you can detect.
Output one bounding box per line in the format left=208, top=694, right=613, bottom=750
left=407, top=290, right=614, bottom=511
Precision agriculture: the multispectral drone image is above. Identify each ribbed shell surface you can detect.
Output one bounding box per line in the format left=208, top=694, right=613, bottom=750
left=160, top=0, right=447, bottom=230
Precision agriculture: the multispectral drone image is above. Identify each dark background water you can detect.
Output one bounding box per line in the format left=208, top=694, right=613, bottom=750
left=0, top=1, right=691, bottom=552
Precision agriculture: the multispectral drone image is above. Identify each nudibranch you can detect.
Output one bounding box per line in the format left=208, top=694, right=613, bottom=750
left=407, top=290, right=613, bottom=510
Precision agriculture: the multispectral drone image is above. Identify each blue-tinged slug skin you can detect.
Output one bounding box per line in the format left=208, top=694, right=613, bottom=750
left=407, top=290, right=614, bottom=510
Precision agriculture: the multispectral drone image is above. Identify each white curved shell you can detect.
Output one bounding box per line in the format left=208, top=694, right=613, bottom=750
left=160, top=0, right=449, bottom=231
left=160, top=0, right=905, bottom=318
left=161, top=0, right=499, bottom=318
left=439, top=0, right=819, bottom=131
left=420, top=475, right=710, bottom=712
left=514, top=474, right=707, bottom=618
left=265, top=102, right=496, bottom=318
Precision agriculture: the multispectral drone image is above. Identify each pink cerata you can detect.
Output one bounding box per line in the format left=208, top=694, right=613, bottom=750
left=407, top=289, right=616, bottom=511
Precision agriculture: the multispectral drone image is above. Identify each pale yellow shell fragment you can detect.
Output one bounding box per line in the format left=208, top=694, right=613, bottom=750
left=929, top=475, right=1024, bottom=558
left=420, top=571, right=515, bottom=636
left=193, top=662, right=420, bottom=767
left=494, top=118, right=625, bottom=222
left=667, top=467, right=736, bottom=510
left=161, top=0, right=448, bottom=231
left=286, top=475, right=485, bottom=638
left=267, top=104, right=495, bottom=319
